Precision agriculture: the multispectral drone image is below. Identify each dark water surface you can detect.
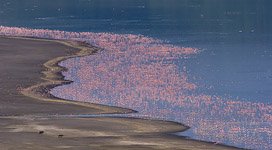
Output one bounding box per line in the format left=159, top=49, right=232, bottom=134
left=1, top=0, right=272, bottom=149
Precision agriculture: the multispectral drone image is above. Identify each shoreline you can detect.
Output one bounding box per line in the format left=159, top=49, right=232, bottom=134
left=15, top=36, right=136, bottom=115
left=0, top=36, right=242, bottom=149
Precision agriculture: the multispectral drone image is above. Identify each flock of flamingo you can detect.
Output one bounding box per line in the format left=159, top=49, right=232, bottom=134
left=0, top=26, right=271, bottom=149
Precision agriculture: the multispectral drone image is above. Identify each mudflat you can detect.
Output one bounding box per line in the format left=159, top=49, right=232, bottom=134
left=0, top=37, right=240, bottom=150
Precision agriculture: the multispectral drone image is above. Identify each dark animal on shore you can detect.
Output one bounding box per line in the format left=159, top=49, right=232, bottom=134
left=58, top=134, right=64, bottom=138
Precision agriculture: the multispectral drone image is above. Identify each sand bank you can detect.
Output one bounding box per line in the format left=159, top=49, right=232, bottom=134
left=0, top=36, right=241, bottom=150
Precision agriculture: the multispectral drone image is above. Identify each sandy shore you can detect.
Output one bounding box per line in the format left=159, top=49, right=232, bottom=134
left=0, top=36, right=241, bottom=150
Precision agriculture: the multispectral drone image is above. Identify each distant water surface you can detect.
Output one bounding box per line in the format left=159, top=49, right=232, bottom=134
left=0, top=0, right=272, bottom=149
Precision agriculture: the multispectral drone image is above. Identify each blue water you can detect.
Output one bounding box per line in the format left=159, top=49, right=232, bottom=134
left=1, top=0, right=272, bottom=149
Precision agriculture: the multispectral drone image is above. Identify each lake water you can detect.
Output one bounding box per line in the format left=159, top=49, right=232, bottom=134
left=1, top=0, right=272, bottom=149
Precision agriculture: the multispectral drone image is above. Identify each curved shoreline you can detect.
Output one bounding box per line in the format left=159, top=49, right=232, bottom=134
left=16, top=36, right=137, bottom=115
left=0, top=36, right=242, bottom=150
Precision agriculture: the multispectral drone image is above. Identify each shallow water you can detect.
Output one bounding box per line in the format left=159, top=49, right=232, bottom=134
left=1, top=0, right=272, bottom=149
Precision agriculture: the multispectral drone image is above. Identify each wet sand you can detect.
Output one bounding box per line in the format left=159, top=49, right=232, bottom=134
left=0, top=36, right=241, bottom=150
